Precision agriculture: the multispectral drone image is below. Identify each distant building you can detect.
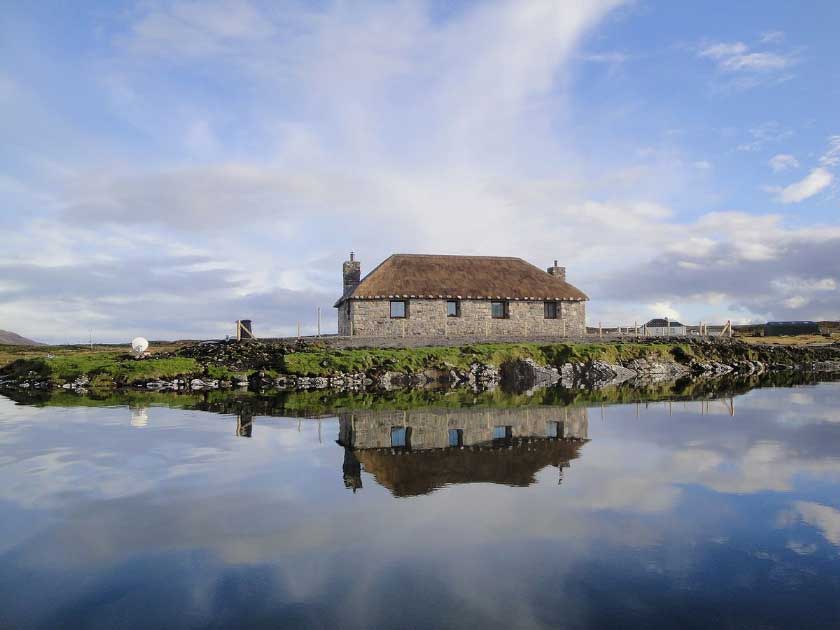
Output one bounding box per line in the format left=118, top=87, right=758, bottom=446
left=644, top=318, right=687, bottom=336
left=334, top=253, right=588, bottom=338
left=764, top=321, right=820, bottom=336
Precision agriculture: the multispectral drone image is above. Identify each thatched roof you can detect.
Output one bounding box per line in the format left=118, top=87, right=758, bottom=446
left=336, top=254, right=588, bottom=305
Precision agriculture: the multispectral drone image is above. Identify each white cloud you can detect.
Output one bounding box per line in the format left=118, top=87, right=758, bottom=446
left=595, top=216, right=840, bottom=323
left=786, top=541, right=817, bottom=555
left=759, top=30, right=785, bottom=44
left=775, top=167, right=833, bottom=203
left=697, top=39, right=798, bottom=88
left=820, top=135, right=840, bottom=167
left=791, top=502, right=840, bottom=546
left=784, top=296, right=808, bottom=309
left=768, top=153, right=799, bottom=172
left=580, top=51, right=628, bottom=64
left=772, top=276, right=837, bottom=293
left=737, top=122, right=793, bottom=152
left=2, top=2, right=839, bottom=340
left=649, top=302, right=681, bottom=321
left=717, top=51, right=792, bottom=72
left=124, top=0, right=275, bottom=57
left=699, top=42, right=748, bottom=59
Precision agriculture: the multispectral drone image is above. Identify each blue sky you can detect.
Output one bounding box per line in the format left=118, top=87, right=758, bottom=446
left=1, top=0, right=839, bottom=343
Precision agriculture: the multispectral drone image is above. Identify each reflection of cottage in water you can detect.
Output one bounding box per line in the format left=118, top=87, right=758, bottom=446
left=338, top=406, right=588, bottom=496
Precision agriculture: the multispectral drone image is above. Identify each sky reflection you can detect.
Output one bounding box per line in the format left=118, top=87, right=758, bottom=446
left=1, top=384, right=840, bottom=629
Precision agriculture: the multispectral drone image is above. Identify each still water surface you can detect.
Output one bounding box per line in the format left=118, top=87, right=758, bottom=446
left=2, top=383, right=840, bottom=629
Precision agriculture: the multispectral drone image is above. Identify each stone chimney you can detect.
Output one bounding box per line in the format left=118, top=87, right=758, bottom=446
left=343, top=252, right=361, bottom=296
left=546, top=260, right=566, bottom=281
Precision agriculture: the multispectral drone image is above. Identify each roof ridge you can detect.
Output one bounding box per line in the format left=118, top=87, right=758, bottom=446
left=390, top=253, right=524, bottom=260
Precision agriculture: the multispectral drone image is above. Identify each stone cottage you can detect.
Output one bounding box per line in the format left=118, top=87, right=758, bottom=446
left=334, top=253, right=588, bottom=338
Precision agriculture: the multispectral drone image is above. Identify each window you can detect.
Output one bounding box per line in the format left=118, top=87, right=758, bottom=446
left=546, top=421, right=562, bottom=438
left=446, top=300, right=460, bottom=317
left=493, top=425, right=513, bottom=441
left=391, top=426, right=412, bottom=448
left=390, top=300, right=407, bottom=318
left=491, top=301, right=508, bottom=319
left=448, top=428, right=464, bottom=447
left=544, top=301, right=558, bottom=319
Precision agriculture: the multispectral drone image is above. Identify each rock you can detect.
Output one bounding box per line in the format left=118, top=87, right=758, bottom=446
left=500, top=359, right=557, bottom=391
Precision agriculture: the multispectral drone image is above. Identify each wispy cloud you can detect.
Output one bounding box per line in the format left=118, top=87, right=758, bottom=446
left=773, top=167, right=833, bottom=203
left=768, top=154, right=799, bottom=172
left=580, top=51, right=629, bottom=64
left=697, top=36, right=798, bottom=89
left=820, top=135, right=840, bottom=167
left=759, top=30, right=785, bottom=44
left=767, top=136, right=840, bottom=203
left=737, top=121, right=793, bottom=152
left=790, top=502, right=840, bottom=546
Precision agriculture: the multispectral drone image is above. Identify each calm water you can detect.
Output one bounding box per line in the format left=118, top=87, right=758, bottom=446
left=2, top=383, right=840, bottom=629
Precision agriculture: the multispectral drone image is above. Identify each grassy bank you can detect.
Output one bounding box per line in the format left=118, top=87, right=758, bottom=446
left=282, top=341, right=692, bottom=376
left=0, top=343, right=199, bottom=387
left=3, top=337, right=837, bottom=389
left=1, top=340, right=695, bottom=385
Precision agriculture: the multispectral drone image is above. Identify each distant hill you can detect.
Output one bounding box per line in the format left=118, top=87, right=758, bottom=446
left=0, top=330, right=44, bottom=346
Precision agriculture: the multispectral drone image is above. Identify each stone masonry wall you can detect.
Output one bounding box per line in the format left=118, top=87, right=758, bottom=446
left=337, top=301, right=351, bottom=336
left=344, top=298, right=586, bottom=338
left=338, top=405, right=589, bottom=450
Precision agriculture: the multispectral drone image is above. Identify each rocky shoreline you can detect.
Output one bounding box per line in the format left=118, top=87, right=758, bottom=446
left=2, top=338, right=838, bottom=396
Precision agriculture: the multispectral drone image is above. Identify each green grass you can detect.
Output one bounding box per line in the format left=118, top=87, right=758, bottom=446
left=1, top=352, right=201, bottom=386
left=6, top=338, right=829, bottom=391
left=281, top=342, right=692, bottom=376
left=205, top=365, right=249, bottom=381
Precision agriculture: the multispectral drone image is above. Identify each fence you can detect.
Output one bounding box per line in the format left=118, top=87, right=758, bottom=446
left=586, top=321, right=733, bottom=339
